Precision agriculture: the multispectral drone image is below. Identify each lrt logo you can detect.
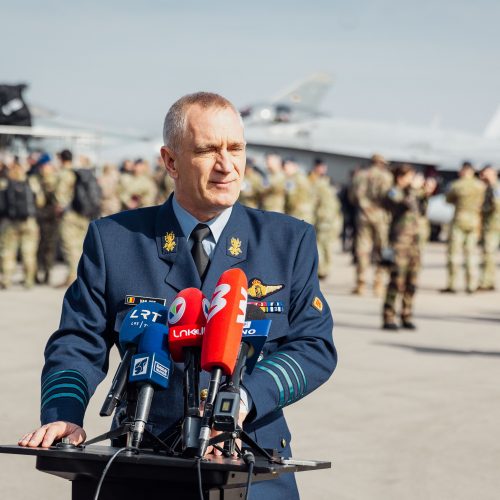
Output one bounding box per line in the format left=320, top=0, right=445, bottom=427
left=133, top=357, right=149, bottom=376
left=207, top=283, right=230, bottom=322
left=130, top=309, right=162, bottom=322
left=168, top=297, right=186, bottom=324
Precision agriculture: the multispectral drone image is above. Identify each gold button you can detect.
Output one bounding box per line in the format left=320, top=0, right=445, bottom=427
left=280, top=438, right=287, bottom=448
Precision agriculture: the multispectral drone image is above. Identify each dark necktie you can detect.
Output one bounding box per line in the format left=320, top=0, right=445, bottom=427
left=191, top=223, right=211, bottom=280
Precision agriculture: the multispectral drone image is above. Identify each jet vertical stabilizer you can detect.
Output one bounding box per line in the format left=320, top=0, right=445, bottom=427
left=483, top=104, right=500, bottom=140
left=271, top=73, right=333, bottom=114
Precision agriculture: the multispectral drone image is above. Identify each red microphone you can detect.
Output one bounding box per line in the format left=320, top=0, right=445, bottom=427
left=198, top=268, right=248, bottom=457
left=201, top=268, right=248, bottom=373
left=167, top=288, right=209, bottom=456
left=168, top=288, right=208, bottom=363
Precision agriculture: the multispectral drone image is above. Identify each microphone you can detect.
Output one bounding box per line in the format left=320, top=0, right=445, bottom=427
left=100, top=302, right=168, bottom=416
left=167, top=288, right=208, bottom=455
left=128, top=322, right=172, bottom=448
left=197, top=268, right=248, bottom=457
left=212, top=305, right=270, bottom=433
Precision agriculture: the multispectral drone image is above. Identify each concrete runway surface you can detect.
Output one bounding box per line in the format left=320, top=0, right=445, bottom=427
left=0, top=242, right=499, bottom=499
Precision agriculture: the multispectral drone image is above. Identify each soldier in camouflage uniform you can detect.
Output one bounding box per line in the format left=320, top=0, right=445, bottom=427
left=351, top=154, right=393, bottom=296
left=118, top=159, right=157, bottom=210
left=441, top=162, right=485, bottom=294
left=98, top=164, right=121, bottom=217
left=239, top=158, right=263, bottom=209
left=283, top=158, right=316, bottom=224
left=478, top=165, right=500, bottom=291
left=153, top=155, right=175, bottom=205
left=382, top=165, right=434, bottom=329
left=0, top=160, right=45, bottom=289
left=55, top=150, right=91, bottom=287
left=309, top=159, right=342, bottom=279
left=261, top=153, right=286, bottom=213
left=35, top=158, right=60, bottom=284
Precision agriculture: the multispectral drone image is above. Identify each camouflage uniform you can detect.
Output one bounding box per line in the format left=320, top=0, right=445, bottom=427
left=0, top=166, right=44, bottom=288
left=98, top=165, right=121, bottom=217
left=119, top=172, right=157, bottom=210
left=383, top=186, right=421, bottom=324
left=445, top=176, right=485, bottom=292
left=154, top=168, right=175, bottom=206
left=261, top=170, right=286, bottom=213
left=310, top=175, right=342, bottom=278
left=351, top=164, right=393, bottom=294
left=239, top=167, right=263, bottom=209
left=56, top=168, right=90, bottom=285
left=479, top=182, right=500, bottom=289
left=285, top=171, right=316, bottom=224
left=36, top=168, right=59, bottom=283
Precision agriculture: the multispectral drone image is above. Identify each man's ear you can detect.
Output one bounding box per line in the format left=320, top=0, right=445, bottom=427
left=160, top=146, right=178, bottom=179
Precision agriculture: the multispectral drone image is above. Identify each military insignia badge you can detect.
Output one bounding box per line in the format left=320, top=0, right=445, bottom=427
left=163, top=231, right=176, bottom=252
left=247, top=278, right=284, bottom=299
left=228, top=237, right=242, bottom=257
left=312, top=296, right=323, bottom=312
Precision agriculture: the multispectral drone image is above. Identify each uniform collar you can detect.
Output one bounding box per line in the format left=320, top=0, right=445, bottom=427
left=171, top=194, right=232, bottom=244
left=155, top=196, right=249, bottom=293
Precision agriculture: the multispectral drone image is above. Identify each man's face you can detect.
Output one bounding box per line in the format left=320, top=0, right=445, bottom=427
left=162, top=105, right=246, bottom=220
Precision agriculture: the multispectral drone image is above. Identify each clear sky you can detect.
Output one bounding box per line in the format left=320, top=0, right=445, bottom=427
left=3, top=0, right=500, bottom=138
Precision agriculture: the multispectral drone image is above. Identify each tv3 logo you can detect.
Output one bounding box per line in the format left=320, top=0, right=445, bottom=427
left=207, top=284, right=247, bottom=323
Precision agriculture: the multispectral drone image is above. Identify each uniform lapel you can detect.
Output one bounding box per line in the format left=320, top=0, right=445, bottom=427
left=155, top=197, right=201, bottom=292
left=202, top=203, right=249, bottom=297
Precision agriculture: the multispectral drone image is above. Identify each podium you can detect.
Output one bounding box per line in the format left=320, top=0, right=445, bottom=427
left=0, top=444, right=330, bottom=499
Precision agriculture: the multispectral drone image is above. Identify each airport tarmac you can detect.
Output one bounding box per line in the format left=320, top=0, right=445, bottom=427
left=0, top=242, right=499, bottom=499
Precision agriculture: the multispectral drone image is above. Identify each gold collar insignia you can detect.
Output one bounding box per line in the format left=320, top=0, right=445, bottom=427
left=228, top=237, right=242, bottom=257
left=163, top=231, right=176, bottom=252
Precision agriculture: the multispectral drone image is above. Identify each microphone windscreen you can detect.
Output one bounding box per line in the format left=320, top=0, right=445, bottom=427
left=201, top=268, right=248, bottom=374
left=138, top=322, right=169, bottom=355
left=168, top=288, right=208, bottom=362
left=119, top=302, right=168, bottom=349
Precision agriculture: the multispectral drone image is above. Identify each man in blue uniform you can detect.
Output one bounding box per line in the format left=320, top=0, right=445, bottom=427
left=19, top=92, right=337, bottom=498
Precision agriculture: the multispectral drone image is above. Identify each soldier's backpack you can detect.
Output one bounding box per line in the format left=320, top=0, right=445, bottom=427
left=2, top=180, right=36, bottom=220
left=72, top=169, right=102, bottom=219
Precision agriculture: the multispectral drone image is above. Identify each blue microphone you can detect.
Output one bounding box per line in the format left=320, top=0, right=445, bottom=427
left=128, top=322, right=172, bottom=448
left=100, top=303, right=168, bottom=417
left=242, top=318, right=271, bottom=374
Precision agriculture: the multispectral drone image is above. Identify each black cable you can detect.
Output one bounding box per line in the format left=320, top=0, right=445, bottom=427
left=93, top=447, right=132, bottom=500
left=196, top=457, right=204, bottom=500
left=242, top=450, right=255, bottom=500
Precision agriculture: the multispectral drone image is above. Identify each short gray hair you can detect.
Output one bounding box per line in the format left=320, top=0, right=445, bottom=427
left=163, top=92, right=241, bottom=151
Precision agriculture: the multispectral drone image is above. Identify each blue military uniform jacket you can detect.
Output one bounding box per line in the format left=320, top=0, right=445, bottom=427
left=41, top=197, right=337, bottom=498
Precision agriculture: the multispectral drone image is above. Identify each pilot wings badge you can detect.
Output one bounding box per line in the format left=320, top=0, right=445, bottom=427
left=163, top=231, right=176, bottom=252
left=247, top=278, right=284, bottom=299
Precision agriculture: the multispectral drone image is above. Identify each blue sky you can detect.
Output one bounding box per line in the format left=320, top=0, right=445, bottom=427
left=3, top=0, right=500, bottom=138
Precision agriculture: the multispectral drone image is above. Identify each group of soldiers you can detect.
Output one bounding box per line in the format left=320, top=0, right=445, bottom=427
left=346, top=155, right=500, bottom=330
left=1, top=149, right=499, bottom=331
left=0, top=150, right=174, bottom=289
left=239, top=154, right=343, bottom=278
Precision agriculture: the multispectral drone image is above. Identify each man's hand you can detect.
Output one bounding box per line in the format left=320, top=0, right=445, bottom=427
left=18, top=422, right=86, bottom=449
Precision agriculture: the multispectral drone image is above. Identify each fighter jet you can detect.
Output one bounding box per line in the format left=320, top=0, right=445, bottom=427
left=243, top=74, right=500, bottom=183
